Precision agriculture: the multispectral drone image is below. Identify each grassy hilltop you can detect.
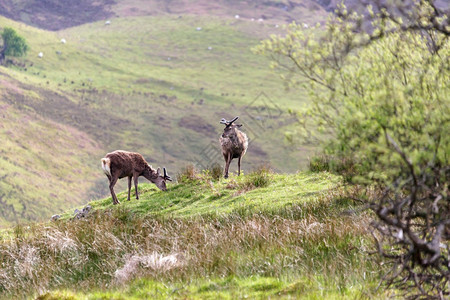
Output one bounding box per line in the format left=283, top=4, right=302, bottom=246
left=0, top=0, right=327, bottom=226
left=0, top=170, right=386, bottom=299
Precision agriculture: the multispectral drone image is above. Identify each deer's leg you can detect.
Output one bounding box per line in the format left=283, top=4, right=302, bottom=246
left=127, top=176, right=132, bottom=201
left=109, top=174, right=120, bottom=205
left=238, top=156, right=242, bottom=176
left=223, top=154, right=227, bottom=178
left=133, top=173, right=140, bottom=200
left=224, top=153, right=232, bottom=179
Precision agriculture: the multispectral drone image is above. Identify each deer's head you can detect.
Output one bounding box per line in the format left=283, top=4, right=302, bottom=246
left=220, top=116, right=242, bottom=139
left=151, top=167, right=172, bottom=191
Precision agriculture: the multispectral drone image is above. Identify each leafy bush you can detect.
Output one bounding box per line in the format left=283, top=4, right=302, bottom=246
left=257, top=1, right=449, bottom=297
left=0, top=27, right=29, bottom=65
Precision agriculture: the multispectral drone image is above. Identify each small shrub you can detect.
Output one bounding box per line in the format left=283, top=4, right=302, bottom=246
left=309, top=155, right=330, bottom=172
left=196, top=164, right=223, bottom=182
left=207, top=163, right=222, bottom=181
left=309, top=154, right=356, bottom=183
left=176, top=164, right=198, bottom=183
left=225, top=178, right=239, bottom=190
left=239, top=165, right=273, bottom=190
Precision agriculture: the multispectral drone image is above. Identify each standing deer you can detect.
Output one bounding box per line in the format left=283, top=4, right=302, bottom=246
left=219, top=116, right=249, bottom=178
left=101, top=150, right=172, bottom=205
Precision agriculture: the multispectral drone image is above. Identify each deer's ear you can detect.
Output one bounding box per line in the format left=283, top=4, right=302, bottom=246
left=156, top=167, right=161, bottom=175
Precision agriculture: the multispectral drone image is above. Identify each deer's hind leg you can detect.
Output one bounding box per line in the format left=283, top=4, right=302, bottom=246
left=224, top=152, right=232, bottom=179
left=109, top=174, right=120, bottom=205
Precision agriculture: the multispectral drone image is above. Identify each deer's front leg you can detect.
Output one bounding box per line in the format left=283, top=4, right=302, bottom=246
left=133, top=173, right=139, bottom=200
left=238, top=156, right=242, bottom=176
left=224, top=153, right=232, bottom=179
left=127, top=176, right=132, bottom=201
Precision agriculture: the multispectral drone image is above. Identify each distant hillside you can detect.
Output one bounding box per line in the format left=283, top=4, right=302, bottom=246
left=0, top=0, right=327, bottom=30
left=0, top=70, right=103, bottom=226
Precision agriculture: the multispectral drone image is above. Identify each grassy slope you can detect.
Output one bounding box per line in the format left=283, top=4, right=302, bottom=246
left=0, top=11, right=320, bottom=226
left=0, top=71, right=103, bottom=227
left=0, top=171, right=386, bottom=299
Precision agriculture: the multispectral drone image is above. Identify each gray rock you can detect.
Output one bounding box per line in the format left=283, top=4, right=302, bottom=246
left=51, top=214, right=61, bottom=221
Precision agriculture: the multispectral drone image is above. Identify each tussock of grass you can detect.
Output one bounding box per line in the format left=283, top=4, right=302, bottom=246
left=239, top=165, right=273, bottom=190
left=176, top=164, right=198, bottom=183
left=176, top=163, right=226, bottom=184
left=205, top=163, right=223, bottom=182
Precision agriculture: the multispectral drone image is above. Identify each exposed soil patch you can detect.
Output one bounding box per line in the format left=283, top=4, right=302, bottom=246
left=178, top=115, right=216, bottom=137
left=248, top=141, right=268, bottom=158
left=0, top=71, right=127, bottom=146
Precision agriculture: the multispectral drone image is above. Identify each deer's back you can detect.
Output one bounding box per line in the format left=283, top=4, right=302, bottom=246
left=105, top=150, right=147, bottom=178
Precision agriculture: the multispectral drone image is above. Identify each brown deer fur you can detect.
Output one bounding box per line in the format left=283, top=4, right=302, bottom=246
left=219, top=117, right=249, bottom=178
left=101, top=150, right=171, bottom=205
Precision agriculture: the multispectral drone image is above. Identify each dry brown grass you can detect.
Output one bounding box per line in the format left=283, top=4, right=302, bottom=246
left=0, top=198, right=376, bottom=299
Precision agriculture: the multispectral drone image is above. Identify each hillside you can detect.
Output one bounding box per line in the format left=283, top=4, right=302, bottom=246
left=0, top=171, right=385, bottom=299
left=0, top=0, right=327, bottom=30
left=0, top=70, right=103, bottom=227
left=0, top=1, right=326, bottom=226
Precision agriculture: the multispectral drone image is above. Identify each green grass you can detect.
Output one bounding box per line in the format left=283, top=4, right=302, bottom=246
left=67, top=171, right=341, bottom=219
left=41, top=276, right=381, bottom=299
left=0, top=171, right=385, bottom=299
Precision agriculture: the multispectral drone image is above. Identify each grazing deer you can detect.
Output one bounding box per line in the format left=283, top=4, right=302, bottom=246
left=101, top=150, right=172, bottom=205
left=219, top=116, right=249, bottom=178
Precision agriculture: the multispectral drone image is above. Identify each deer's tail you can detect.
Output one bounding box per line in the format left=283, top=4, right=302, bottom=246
left=101, top=157, right=111, bottom=176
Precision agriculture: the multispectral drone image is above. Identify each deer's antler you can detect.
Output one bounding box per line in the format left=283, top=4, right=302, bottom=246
left=163, top=167, right=172, bottom=181
left=220, top=116, right=239, bottom=126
